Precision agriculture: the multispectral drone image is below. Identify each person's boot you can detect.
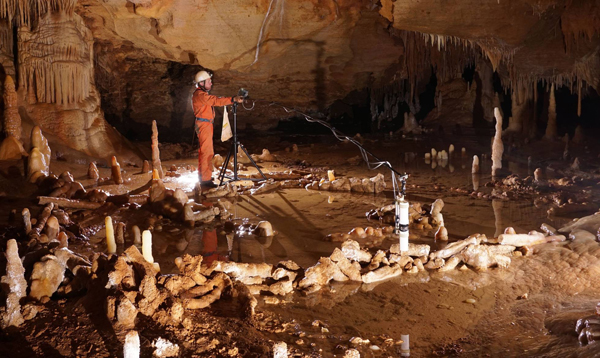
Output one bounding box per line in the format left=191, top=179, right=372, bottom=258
left=200, top=180, right=218, bottom=189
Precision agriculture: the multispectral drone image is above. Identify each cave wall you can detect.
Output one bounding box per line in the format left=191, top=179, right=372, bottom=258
left=1, top=0, right=599, bottom=151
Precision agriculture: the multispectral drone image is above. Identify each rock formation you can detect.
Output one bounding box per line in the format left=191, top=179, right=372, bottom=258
left=0, top=75, right=27, bottom=160
left=491, top=108, right=504, bottom=177
left=151, top=120, right=164, bottom=179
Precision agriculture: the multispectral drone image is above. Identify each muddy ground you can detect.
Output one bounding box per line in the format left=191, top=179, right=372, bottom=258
left=1, top=127, right=600, bottom=357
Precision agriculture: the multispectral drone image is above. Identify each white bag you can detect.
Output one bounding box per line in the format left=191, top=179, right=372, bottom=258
left=221, top=107, right=232, bottom=142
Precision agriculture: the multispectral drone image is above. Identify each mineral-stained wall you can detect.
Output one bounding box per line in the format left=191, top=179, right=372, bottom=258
left=78, top=0, right=406, bottom=130
left=74, top=0, right=600, bottom=133
left=1, top=0, right=599, bottom=146
left=0, top=0, right=142, bottom=162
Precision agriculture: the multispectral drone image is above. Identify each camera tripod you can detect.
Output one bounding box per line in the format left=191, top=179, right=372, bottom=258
left=217, top=102, right=267, bottom=185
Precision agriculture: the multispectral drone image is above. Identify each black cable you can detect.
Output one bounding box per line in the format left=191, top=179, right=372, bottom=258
left=240, top=98, right=409, bottom=196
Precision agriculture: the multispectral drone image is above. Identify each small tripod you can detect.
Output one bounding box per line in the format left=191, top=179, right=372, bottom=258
left=218, top=102, right=267, bottom=185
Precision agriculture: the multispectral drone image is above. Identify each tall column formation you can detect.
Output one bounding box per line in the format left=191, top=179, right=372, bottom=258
left=0, top=75, right=27, bottom=160
left=545, top=84, right=557, bottom=140
left=151, top=120, right=164, bottom=179
left=491, top=108, right=504, bottom=177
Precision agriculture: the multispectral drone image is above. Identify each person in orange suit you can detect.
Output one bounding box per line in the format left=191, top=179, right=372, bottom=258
left=192, top=70, right=244, bottom=188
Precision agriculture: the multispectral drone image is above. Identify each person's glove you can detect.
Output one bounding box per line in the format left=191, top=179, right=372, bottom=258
left=232, top=96, right=244, bottom=103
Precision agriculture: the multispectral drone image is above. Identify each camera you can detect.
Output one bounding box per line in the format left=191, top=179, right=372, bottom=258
left=238, top=88, right=249, bottom=99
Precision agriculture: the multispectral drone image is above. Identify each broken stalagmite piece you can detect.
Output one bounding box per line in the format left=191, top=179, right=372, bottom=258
left=1, top=239, right=27, bottom=328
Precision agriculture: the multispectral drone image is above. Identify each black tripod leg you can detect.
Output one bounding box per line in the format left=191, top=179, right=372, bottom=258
left=239, top=143, right=267, bottom=180
left=218, top=141, right=235, bottom=185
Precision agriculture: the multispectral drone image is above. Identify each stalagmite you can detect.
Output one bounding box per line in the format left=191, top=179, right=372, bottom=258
left=273, top=342, right=288, bottom=358
left=116, top=222, right=126, bottom=244
left=328, top=170, right=335, bottom=182
left=31, top=126, right=51, bottom=168
left=1, top=239, right=27, bottom=328
left=491, top=108, right=504, bottom=177
left=472, top=173, right=480, bottom=191
left=88, top=162, right=99, bottom=180
left=151, top=120, right=164, bottom=179
left=45, top=216, right=59, bottom=242
left=111, top=156, right=124, bottom=184
left=572, top=125, right=584, bottom=144
left=545, top=84, right=557, bottom=139
left=28, top=148, right=47, bottom=183
left=132, top=225, right=142, bottom=245
left=106, top=216, right=117, bottom=254
left=461, top=147, right=466, bottom=157
left=534, top=168, right=542, bottom=182
left=430, top=199, right=445, bottom=227
left=0, top=76, right=27, bottom=160
left=448, top=144, right=454, bottom=157
left=577, top=80, right=582, bottom=117
left=124, top=331, right=140, bottom=358
left=435, top=226, right=448, bottom=241
left=142, top=160, right=150, bottom=173
left=22, top=208, right=32, bottom=234
left=142, top=230, right=155, bottom=264
left=472, top=155, right=480, bottom=174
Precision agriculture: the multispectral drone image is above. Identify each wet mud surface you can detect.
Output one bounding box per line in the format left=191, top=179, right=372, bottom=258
left=2, top=132, right=600, bottom=357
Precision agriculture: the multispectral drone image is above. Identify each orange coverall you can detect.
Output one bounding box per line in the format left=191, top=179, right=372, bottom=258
left=192, top=89, right=233, bottom=181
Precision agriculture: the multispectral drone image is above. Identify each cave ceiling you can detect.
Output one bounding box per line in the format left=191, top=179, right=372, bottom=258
left=76, top=0, right=600, bottom=93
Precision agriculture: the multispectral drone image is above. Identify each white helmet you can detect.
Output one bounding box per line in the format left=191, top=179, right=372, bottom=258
left=194, top=70, right=212, bottom=84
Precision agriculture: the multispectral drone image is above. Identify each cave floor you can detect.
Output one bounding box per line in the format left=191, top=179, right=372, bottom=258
left=2, top=131, right=600, bottom=357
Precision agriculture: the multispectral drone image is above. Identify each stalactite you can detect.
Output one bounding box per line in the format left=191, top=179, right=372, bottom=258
left=0, top=18, right=12, bottom=56
left=17, top=10, right=93, bottom=105
left=0, top=0, right=76, bottom=27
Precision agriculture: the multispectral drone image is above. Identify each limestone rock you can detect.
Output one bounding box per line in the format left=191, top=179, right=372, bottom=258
left=390, top=243, right=430, bottom=257
left=29, top=254, right=66, bottom=300
left=299, top=257, right=348, bottom=290
left=330, top=248, right=362, bottom=281
left=461, top=244, right=511, bottom=271
left=362, top=265, right=402, bottom=284
left=341, top=240, right=372, bottom=263
left=153, top=338, right=180, bottom=358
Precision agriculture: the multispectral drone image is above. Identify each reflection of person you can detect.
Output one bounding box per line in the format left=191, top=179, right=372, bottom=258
left=192, top=70, right=244, bottom=188
left=201, top=229, right=229, bottom=265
